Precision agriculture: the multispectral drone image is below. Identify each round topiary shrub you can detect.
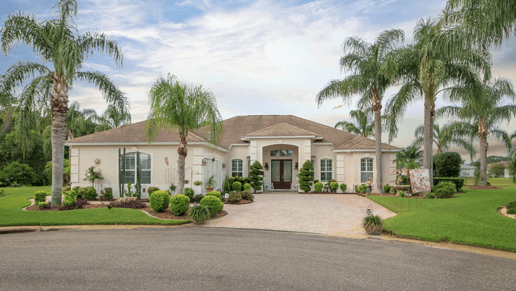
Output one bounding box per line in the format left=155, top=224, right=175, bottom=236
left=314, top=182, right=323, bottom=193
left=149, top=190, right=171, bottom=213
left=34, top=191, right=48, bottom=204
left=169, top=194, right=190, bottom=216
left=243, top=183, right=251, bottom=190
left=383, top=184, right=391, bottom=194
left=147, top=187, right=160, bottom=195
left=433, top=181, right=456, bottom=198
left=184, top=187, right=195, bottom=199
left=205, top=191, right=221, bottom=201
left=329, top=182, right=339, bottom=193
left=339, top=183, right=347, bottom=193
left=199, top=196, right=224, bottom=216
left=227, top=191, right=241, bottom=203
left=358, top=184, right=368, bottom=194
left=189, top=204, right=210, bottom=224
left=232, top=182, right=242, bottom=191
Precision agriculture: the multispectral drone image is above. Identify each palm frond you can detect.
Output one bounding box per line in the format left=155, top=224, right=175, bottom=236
left=75, top=71, right=128, bottom=113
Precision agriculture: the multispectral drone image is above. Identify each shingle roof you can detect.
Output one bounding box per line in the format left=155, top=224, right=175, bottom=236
left=66, top=115, right=399, bottom=151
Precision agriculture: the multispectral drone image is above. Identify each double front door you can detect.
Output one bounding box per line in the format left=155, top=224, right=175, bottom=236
left=271, top=159, right=292, bottom=189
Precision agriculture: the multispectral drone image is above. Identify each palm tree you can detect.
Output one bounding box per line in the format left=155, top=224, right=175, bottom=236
left=382, top=18, right=490, bottom=185
left=94, top=104, right=132, bottom=132
left=0, top=0, right=127, bottom=205
left=317, top=29, right=404, bottom=193
left=335, top=109, right=375, bottom=138
left=396, top=144, right=424, bottom=169
left=413, top=123, right=476, bottom=161
left=437, top=78, right=516, bottom=185
left=145, top=74, right=222, bottom=194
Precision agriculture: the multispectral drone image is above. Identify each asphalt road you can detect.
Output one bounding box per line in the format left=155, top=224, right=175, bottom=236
left=0, top=227, right=515, bottom=291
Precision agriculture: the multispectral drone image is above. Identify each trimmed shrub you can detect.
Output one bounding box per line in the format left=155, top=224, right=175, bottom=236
left=358, top=184, right=368, bottom=194
left=149, top=190, right=171, bottom=213
left=109, top=198, right=146, bottom=209
left=433, top=152, right=461, bottom=177
left=299, top=160, right=314, bottom=193
left=34, top=191, right=48, bottom=204
left=241, top=190, right=254, bottom=201
left=38, top=202, right=48, bottom=210
left=184, top=187, right=195, bottom=199
left=232, top=181, right=242, bottom=191
left=227, top=191, right=241, bottom=203
left=329, top=182, right=339, bottom=193
left=433, top=181, right=456, bottom=199
left=200, top=196, right=224, bottom=216
left=249, top=161, right=264, bottom=192
left=383, top=184, right=391, bottom=194
left=314, top=182, right=323, bottom=193
left=433, top=177, right=464, bottom=192
left=78, top=186, right=97, bottom=200
left=101, top=188, right=113, bottom=200
left=340, top=183, right=347, bottom=192
left=206, top=191, right=222, bottom=201
left=424, top=192, right=435, bottom=199
left=390, top=188, right=397, bottom=194
left=193, top=194, right=204, bottom=203
left=189, top=205, right=211, bottom=223
left=62, top=191, right=77, bottom=208
left=170, top=194, right=190, bottom=216
left=0, top=161, right=37, bottom=186
left=398, top=191, right=406, bottom=197
left=243, top=183, right=251, bottom=190
left=147, top=187, right=160, bottom=195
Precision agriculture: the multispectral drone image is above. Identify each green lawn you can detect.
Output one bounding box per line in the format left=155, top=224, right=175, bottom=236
left=0, top=186, right=191, bottom=226
left=368, top=178, right=516, bottom=252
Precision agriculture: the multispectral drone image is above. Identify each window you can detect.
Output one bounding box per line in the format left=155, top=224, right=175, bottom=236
left=320, top=159, right=332, bottom=182
left=121, top=152, right=152, bottom=184
left=271, top=149, right=293, bottom=157
left=232, top=159, right=243, bottom=177
left=361, top=158, right=373, bottom=183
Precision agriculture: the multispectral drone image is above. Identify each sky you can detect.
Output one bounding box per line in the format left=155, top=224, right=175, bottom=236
left=1, top=0, right=515, bottom=162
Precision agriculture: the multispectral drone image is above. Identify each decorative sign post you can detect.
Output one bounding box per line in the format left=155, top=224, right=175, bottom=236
left=409, top=169, right=431, bottom=194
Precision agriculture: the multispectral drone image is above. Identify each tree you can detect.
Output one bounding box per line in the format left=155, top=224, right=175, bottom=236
left=94, top=104, right=131, bottom=132
left=0, top=0, right=127, bottom=205
left=335, top=109, right=375, bottom=138
left=298, top=160, right=314, bottom=193
left=317, top=29, right=404, bottom=193
left=382, top=18, right=491, bottom=186
left=413, top=123, right=476, bottom=161
left=249, top=161, right=264, bottom=193
left=396, top=144, right=423, bottom=169
left=488, top=162, right=506, bottom=178
left=145, top=74, right=222, bottom=194
left=433, top=152, right=462, bottom=177
left=508, top=150, right=516, bottom=183
left=437, top=78, right=516, bottom=185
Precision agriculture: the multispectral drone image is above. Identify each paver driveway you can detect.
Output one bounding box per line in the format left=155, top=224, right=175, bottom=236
left=204, top=193, right=396, bottom=235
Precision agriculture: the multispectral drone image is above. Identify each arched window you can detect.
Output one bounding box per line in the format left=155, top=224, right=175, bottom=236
left=232, top=159, right=243, bottom=177
left=271, top=150, right=293, bottom=157
left=121, top=152, right=151, bottom=184
left=361, top=158, right=373, bottom=183
left=320, top=159, right=332, bottom=182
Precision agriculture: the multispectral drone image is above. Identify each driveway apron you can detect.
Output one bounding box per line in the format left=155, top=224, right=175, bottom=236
left=204, top=193, right=396, bottom=235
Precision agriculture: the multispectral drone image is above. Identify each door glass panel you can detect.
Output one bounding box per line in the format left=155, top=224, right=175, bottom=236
left=283, top=160, right=292, bottom=182
left=271, top=160, right=280, bottom=182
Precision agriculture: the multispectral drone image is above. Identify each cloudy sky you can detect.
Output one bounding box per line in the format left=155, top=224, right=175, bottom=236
left=1, top=0, right=515, bottom=161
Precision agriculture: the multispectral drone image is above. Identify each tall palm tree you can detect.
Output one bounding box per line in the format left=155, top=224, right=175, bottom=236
left=317, top=29, right=404, bottom=193
left=94, top=104, right=131, bottom=132
left=413, top=123, right=476, bottom=161
left=145, top=74, right=222, bottom=194
left=437, top=78, right=516, bottom=185
left=382, top=18, right=490, bottom=185
left=0, top=0, right=127, bottom=205
left=335, top=109, right=375, bottom=138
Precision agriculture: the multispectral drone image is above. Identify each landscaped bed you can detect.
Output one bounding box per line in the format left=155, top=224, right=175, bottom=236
left=367, top=178, right=516, bottom=252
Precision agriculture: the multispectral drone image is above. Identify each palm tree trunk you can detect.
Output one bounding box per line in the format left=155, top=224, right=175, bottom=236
left=372, top=96, right=383, bottom=193
left=423, top=95, right=433, bottom=187
left=479, top=118, right=488, bottom=186
left=177, top=135, right=188, bottom=194
left=51, top=75, right=69, bottom=206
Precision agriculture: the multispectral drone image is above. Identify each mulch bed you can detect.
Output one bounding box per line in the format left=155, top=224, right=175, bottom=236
left=498, top=207, right=516, bottom=220
left=465, top=185, right=500, bottom=190
left=225, top=199, right=253, bottom=205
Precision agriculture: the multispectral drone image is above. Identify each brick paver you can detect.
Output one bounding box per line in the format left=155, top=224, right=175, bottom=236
left=205, top=193, right=396, bottom=235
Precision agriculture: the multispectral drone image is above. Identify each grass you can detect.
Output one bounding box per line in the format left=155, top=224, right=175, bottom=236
left=0, top=186, right=191, bottom=226
left=368, top=178, right=516, bottom=252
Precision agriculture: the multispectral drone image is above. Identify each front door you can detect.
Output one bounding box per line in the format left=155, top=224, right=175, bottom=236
left=271, top=160, right=292, bottom=189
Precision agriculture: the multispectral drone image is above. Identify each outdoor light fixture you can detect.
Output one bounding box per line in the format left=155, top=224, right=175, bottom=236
left=366, top=204, right=373, bottom=216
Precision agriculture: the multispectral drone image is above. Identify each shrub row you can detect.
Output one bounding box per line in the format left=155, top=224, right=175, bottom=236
left=313, top=182, right=347, bottom=193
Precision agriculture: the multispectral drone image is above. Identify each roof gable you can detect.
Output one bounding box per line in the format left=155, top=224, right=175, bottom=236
left=244, top=123, right=319, bottom=138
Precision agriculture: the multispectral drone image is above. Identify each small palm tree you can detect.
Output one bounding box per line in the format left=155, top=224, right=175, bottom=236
left=145, top=74, right=222, bottom=194
left=437, top=78, right=516, bottom=185
left=94, top=104, right=131, bottom=132
left=335, top=109, right=375, bottom=138
left=396, top=144, right=424, bottom=169
left=317, top=29, right=404, bottom=192
left=0, top=0, right=127, bottom=205
left=413, top=123, right=476, bottom=161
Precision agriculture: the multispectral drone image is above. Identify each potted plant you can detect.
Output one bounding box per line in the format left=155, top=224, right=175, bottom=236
left=169, top=184, right=177, bottom=194
left=205, top=175, right=216, bottom=192
left=194, top=180, right=203, bottom=186
left=363, top=215, right=382, bottom=235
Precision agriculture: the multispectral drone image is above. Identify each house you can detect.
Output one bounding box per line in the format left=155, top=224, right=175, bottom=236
left=66, top=115, right=399, bottom=198
left=460, top=164, right=476, bottom=178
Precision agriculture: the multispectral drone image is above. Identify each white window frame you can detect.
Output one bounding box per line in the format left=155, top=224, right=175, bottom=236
left=361, top=158, right=373, bottom=183
left=320, top=159, right=332, bottom=182
left=121, top=152, right=152, bottom=185
left=232, top=159, right=243, bottom=177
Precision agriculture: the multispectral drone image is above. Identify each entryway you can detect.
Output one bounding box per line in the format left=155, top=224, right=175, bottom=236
left=271, top=159, right=292, bottom=189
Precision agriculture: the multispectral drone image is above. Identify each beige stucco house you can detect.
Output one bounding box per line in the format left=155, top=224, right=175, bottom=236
left=66, top=115, right=399, bottom=198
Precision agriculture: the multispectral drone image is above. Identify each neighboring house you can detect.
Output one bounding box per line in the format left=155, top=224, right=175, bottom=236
left=487, top=161, right=511, bottom=178
left=460, top=165, right=476, bottom=178
left=66, top=115, right=399, bottom=198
